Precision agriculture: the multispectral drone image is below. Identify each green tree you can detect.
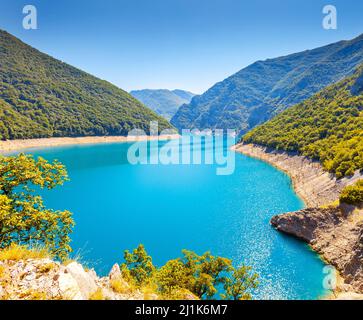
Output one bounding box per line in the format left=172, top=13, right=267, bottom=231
left=0, top=153, right=74, bottom=259
left=181, top=250, right=232, bottom=299
left=120, top=245, right=260, bottom=300
left=221, top=265, right=259, bottom=300
left=340, top=180, right=363, bottom=205
left=121, top=244, right=156, bottom=287
left=156, top=259, right=189, bottom=295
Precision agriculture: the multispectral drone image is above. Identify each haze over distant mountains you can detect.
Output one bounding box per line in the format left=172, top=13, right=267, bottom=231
left=130, top=89, right=195, bottom=120
left=171, top=33, right=363, bottom=134
left=0, top=30, right=172, bottom=140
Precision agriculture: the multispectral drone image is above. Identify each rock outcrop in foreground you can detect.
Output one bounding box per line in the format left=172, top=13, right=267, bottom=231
left=0, top=259, right=150, bottom=300
left=271, top=205, right=363, bottom=295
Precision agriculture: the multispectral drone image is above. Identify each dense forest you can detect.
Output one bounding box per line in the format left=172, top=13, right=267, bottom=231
left=0, top=30, right=172, bottom=140
left=243, top=65, right=363, bottom=178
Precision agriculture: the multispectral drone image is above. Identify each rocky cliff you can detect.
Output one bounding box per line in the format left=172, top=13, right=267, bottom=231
left=0, top=256, right=199, bottom=300
left=271, top=205, right=363, bottom=295
left=0, top=259, right=148, bottom=300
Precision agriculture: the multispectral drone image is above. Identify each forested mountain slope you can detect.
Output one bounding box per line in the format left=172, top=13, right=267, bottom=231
left=0, top=30, right=172, bottom=140
left=243, top=65, right=363, bottom=178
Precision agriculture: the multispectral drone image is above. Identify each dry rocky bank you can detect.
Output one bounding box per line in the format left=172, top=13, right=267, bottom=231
left=0, top=259, right=149, bottom=300
left=0, top=258, right=196, bottom=300
left=233, top=144, right=363, bottom=299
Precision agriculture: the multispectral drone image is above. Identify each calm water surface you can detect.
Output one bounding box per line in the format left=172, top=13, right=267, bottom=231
left=19, top=138, right=328, bottom=299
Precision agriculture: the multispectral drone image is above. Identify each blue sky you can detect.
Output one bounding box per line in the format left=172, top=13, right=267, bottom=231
left=0, top=0, right=362, bottom=93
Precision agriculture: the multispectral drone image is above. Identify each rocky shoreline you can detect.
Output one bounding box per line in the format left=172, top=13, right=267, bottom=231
left=233, top=143, right=363, bottom=299
left=232, top=144, right=362, bottom=207
left=271, top=205, right=363, bottom=297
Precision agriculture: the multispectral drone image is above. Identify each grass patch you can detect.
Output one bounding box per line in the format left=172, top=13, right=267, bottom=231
left=110, top=278, right=134, bottom=294
left=321, top=200, right=340, bottom=209
left=141, top=284, right=158, bottom=300
left=0, top=244, right=50, bottom=262
left=18, top=289, right=48, bottom=300
left=89, top=288, right=104, bottom=300
left=37, top=263, right=55, bottom=274
left=0, top=265, right=5, bottom=278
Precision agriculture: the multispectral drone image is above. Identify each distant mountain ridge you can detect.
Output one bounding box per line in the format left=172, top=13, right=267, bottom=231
left=0, top=30, right=172, bottom=140
left=130, top=89, right=195, bottom=120
left=171, top=34, right=363, bottom=133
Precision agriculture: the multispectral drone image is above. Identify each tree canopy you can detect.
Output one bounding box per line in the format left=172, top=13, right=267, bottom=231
left=340, top=180, right=363, bottom=205
left=0, top=153, right=74, bottom=259
left=120, top=244, right=259, bottom=300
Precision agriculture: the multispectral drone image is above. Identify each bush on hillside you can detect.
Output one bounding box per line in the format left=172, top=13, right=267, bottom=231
left=340, top=180, right=363, bottom=205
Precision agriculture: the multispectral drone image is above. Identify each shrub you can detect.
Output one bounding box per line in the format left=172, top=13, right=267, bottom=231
left=110, top=278, right=134, bottom=294
left=121, top=244, right=155, bottom=287
left=340, top=180, right=363, bottom=205
left=89, top=288, right=105, bottom=300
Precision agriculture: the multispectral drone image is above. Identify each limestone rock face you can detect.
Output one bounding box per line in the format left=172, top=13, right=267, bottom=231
left=0, top=259, right=162, bottom=300
left=65, top=262, right=98, bottom=299
left=271, top=206, right=363, bottom=294
left=109, top=263, right=122, bottom=280
left=58, top=270, right=84, bottom=300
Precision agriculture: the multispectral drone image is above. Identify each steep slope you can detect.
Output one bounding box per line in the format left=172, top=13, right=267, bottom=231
left=172, top=89, right=195, bottom=102
left=171, top=34, right=363, bottom=133
left=130, top=89, right=195, bottom=120
left=243, top=65, right=363, bottom=178
left=0, top=30, right=172, bottom=140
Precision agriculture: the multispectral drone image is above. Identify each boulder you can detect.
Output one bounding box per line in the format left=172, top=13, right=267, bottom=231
left=65, top=262, right=98, bottom=299
left=57, top=270, right=83, bottom=300
left=109, top=263, right=122, bottom=280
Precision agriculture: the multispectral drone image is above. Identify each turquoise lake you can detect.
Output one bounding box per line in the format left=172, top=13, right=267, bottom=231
left=20, top=138, right=328, bottom=300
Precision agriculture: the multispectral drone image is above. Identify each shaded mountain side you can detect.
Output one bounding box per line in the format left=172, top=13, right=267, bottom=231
left=0, top=30, right=172, bottom=140
left=243, top=65, right=363, bottom=178
left=171, top=33, right=363, bottom=133
left=130, top=89, right=195, bottom=120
